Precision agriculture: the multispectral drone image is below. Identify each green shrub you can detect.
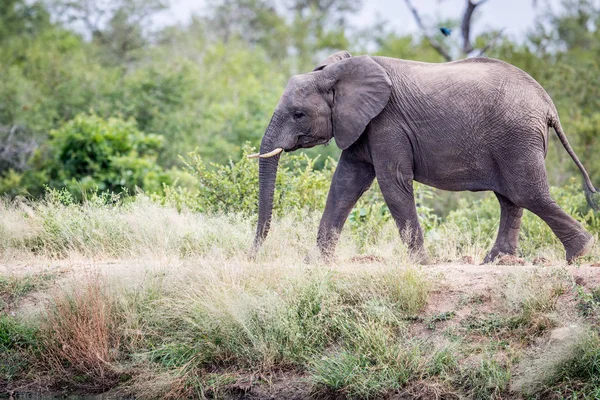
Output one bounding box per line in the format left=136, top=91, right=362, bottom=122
left=1, top=114, right=173, bottom=199
left=0, top=315, right=39, bottom=382
left=160, top=144, right=335, bottom=215
left=0, top=315, right=38, bottom=352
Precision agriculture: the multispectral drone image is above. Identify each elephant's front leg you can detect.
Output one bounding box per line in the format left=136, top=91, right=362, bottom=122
left=317, top=152, right=375, bottom=259
left=377, top=168, right=426, bottom=262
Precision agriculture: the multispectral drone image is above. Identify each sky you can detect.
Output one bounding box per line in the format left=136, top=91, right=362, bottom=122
left=157, top=0, right=566, bottom=41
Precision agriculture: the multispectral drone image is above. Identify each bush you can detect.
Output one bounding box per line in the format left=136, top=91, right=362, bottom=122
left=1, top=114, right=173, bottom=199
left=0, top=315, right=39, bottom=383
left=41, top=275, right=122, bottom=390
left=159, top=145, right=444, bottom=251
left=160, top=144, right=335, bottom=215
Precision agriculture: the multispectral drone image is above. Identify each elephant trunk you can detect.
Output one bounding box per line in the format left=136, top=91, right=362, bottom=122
left=251, top=122, right=282, bottom=256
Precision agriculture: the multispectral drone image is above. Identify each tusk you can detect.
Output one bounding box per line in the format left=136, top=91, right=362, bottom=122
left=259, top=148, right=283, bottom=158
left=247, top=152, right=260, bottom=159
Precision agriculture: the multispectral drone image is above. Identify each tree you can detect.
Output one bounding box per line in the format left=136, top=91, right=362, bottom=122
left=403, top=0, right=503, bottom=60
left=287, top=0, right=362, bottom=70
left=0, top=126, right=38, bottom=173
left=0, top=0, right=50, bottom=42
left=206, top=0, right=290, bottom=63
left=48, top=0, right=168, bottom=63
left=203, top=0, right=361, bottom=71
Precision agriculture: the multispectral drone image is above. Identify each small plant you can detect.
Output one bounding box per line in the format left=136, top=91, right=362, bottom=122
left=463, top=314, right=509, bottom=337
left=426, top=311, right=456, bottom=330
left=427, top=347, right=459, bottom=376
left=0, top=272, right=56, bottom=312
left=382, top=267, right=431, bottom=316
left=576, top=285, right=600, bottom=317
left=457, top=358, right=511, bottom=400
left=41, top=274, right=122, bottom=390
left=0, top=315, right=39, bottom=383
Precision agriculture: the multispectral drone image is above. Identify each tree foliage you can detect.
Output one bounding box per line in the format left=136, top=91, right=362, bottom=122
left=1, top=114, right=171, bottom=198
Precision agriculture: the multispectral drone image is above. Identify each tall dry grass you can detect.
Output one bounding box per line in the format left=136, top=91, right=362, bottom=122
left=40, top=274, right=121, bottom=390
left=3, top=191, right=594, bottom=265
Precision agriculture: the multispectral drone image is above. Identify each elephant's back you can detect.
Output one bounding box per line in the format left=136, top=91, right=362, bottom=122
left=372, top=56, right=555, bottom=116
left=443, top=57, right=553, bottom=107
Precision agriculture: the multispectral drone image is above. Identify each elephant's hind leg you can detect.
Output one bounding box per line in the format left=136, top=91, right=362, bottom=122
left=521, top=196, right=593, bottom=263
left=503, top=153, right=593, bottom=263
left=483, top=193, right=523, bottom=263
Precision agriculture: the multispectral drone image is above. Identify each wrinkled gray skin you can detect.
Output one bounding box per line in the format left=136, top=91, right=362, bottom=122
left=252, top=51, right=597, bottom=264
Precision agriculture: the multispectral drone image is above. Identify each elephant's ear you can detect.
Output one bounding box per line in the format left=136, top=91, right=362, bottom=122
left=313, top=51, right=352, bottom=71
left=322, top=56, right=392, bottom=150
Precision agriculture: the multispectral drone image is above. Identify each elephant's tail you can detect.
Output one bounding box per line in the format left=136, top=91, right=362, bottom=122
left=549, top=117, right=599, bottom=211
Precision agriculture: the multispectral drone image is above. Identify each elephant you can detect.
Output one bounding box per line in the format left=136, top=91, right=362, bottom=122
left=248, top=51, right=598, bottom=264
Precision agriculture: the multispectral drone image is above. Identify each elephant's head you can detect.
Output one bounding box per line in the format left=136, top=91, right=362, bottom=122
left=249, top=51, right=392, bottom=256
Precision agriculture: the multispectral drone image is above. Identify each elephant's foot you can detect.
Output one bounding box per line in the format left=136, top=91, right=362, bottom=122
left=482, top=251, right=497, bottom=264
left=566, top=233, right=594, bottom=264
left=408, top=249, right=431, bottom=265
left=314, top=245, right=338, bottom=265
left=496, top=254, right=526, bottom=266
left=305, top=251, right=336, bottom=265
left=482, top=248, right=517, bottom=264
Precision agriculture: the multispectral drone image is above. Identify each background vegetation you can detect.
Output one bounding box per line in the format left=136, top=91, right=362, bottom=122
left=1, top=0, right=600, bottom=204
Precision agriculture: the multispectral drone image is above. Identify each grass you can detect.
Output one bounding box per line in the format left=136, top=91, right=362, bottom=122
left=459, top=269, right=570, bottom=344
left=0, top=315, right=39, bottom=384
left=2, top=188, right=599, bottom=264
left=512, top=328, right=600, bottom=398
left=457, top=358, right=511, bottom=400
left=0, top=272, right=55, bottom=312
left=0, top=194, right=598, bottom=398
left=576, top=284, right=600, bottom=317
left=544, top=331, right=600, bottom=398
left=40, top=274, right=122, bottom=390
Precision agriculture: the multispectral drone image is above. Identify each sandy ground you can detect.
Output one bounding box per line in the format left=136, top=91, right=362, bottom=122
left=3, top=256, right=598, bottom=285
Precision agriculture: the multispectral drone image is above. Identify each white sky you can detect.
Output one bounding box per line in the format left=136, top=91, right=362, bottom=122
left=157, top=0, right=566, bottom=42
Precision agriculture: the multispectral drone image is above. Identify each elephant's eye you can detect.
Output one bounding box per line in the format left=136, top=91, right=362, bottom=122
left=293, top=111, right=305, bottom=120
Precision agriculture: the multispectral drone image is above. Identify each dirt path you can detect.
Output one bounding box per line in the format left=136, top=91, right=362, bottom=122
left=3, top=257, right=599, bottom=301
